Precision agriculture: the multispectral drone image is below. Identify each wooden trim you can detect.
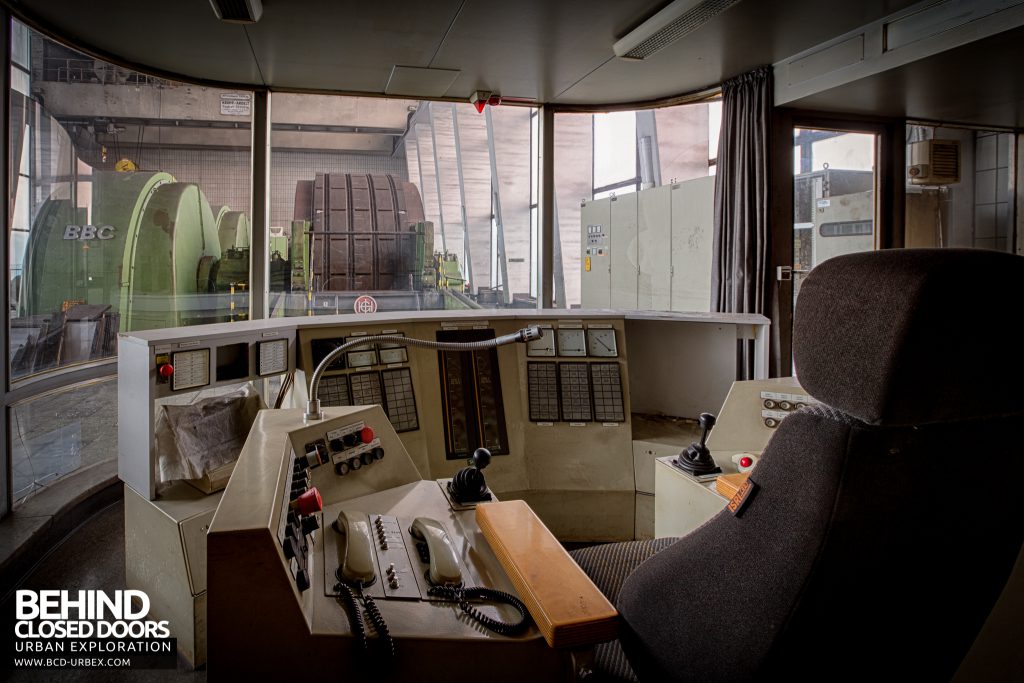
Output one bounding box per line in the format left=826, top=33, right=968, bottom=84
left=476, top=500, right=618, bottom=649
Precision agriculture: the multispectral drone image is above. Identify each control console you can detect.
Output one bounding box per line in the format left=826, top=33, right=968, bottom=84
left=207, top=406, right=564, bottom=680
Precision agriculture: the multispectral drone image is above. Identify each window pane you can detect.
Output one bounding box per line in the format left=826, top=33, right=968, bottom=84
left=905, top=125, right=1016, bottom=253
left=8, top=20, right=252, bottom=379
left=593, top=111, right=637, bottom=188
left=10, top=378, right=116, bottom=505
left=556, top=101, right=717, bottom=311
left=269, top=94, right=536, bottom=314
left=792, top=128, right=877, bottom=305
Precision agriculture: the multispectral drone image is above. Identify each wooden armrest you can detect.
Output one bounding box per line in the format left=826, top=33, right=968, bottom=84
left=476, top=500, right=618, bottom=649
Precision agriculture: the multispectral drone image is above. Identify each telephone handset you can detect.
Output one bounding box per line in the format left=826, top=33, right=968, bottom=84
left=409, top=517, right=463, bottom=586
left=334, top=510, right=376, bottom=586
left=332, top=510, right=393, bottom=662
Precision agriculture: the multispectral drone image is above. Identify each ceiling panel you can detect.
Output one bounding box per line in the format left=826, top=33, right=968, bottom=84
left=555, top=0, right=924, bottom=104
left=18, top=0, right=263, bottom=85
left=13, top=0, right=961, bottom=107
left=244, top=0, right=463, bottom=91
left=783, top=26, right=1024, bottom=129
left=430, top=0, right=663, bottom=101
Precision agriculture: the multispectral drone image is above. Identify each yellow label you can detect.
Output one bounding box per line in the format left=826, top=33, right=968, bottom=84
left=585, top=256, right=591, bottom=272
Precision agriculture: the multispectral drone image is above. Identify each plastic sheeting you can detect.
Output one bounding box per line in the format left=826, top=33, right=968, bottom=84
left=156, top=384, right=264, bottom=483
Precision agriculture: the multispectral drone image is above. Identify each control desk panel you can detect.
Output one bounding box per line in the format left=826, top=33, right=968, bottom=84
left=207, top=405, right=562, bottom=679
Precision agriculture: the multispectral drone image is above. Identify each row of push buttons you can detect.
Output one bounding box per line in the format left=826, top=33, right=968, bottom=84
left=374, top=516, right=401, bottom=589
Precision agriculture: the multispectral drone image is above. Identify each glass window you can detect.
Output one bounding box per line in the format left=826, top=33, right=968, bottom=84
left=7, top=20, right=253, bottom=379
left=905, top=125, right=1016, bottom=253
left=268, top=94, right=537, bottom=314
left=9, top=378, right=116, bottom=505
left=555, top=99, right=719, bottom=310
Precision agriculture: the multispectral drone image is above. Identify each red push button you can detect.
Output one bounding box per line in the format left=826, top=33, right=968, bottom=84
left=360, top=426, right=374, bottom=444
left=739, top=456, right=753, bottom=468
left=158, top=364, right=174, bottom=379
left=293, top=487, right=322, bottom=516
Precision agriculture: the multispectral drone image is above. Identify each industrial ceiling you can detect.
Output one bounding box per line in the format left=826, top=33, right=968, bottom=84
left=6, top=0, right=1023, bottom=127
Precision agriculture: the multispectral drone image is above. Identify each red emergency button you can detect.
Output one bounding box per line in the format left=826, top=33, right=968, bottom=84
left=360, top=426, right=374, bottom=444
left=158, top=364, right=174, bottom=379
left=739, top=456, right=753, bottom=468
left=292, top=487, right=323, bottom=516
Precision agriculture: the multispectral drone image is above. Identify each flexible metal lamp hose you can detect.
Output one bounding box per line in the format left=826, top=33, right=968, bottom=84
left=305, top=326, right=543, bottom=421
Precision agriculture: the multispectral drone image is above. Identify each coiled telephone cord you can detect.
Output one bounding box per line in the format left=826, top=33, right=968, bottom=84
left=359, top=592, right=396, bottom=659
left=427, top=585, right=530, bottom=636
left=334, top=582, right=395, bottom=660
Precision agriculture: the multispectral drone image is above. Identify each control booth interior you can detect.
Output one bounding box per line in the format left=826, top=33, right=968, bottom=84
left=0, top=1, right=1022, bottom=682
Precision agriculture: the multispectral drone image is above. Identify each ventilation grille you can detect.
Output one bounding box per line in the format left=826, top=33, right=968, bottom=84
left=209, top=0, right=262, bottom=23
left=621, top=0, right=742, bottom=60
left=908, top=139, right=960, bottom=185
left=929, top=140, right=959, bottom=178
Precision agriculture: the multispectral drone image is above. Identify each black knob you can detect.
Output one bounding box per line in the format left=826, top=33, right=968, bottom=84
left=335, top=460, right=350, bottom=476
left=295, top=569, right=310, bottom=592
left=329, top=438, right=344, bottom=452
left=471, top=447, right=492, bottom=470
left=282, top=536, right=299, bottom=560
left=301, top=516, right=320, bottom=536
left=371, top=447, right=385, bottom=461
left=360, top=451, right=374, bottom=466
left=343, top=432, right=360, bottom=447
left=674, top=412, right=721, bottom=477
left=697, top=412, right=716, bottom=446
left=349, top=457, right=362, bottom=471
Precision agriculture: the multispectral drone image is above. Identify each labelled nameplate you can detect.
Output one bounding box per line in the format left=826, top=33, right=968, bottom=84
left=569, top=422, right=586, bottom=427
left=536, top=422, right=553, bottom=427
left=602, top=423, right=619, bottom=427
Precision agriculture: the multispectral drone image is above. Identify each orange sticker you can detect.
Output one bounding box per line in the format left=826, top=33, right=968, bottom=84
left=727, top=479, right=759, bottom=517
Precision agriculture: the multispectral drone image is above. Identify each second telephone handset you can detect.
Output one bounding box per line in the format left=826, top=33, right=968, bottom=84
left=409, top=517, right=462, bottom=585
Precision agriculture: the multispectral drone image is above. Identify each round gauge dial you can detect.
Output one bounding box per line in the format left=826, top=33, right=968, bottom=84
left=586, top=328, right=617, bottom=357
left=556, top=328, right=587, bottom=357
left=526, top=327, right=556, bottom=357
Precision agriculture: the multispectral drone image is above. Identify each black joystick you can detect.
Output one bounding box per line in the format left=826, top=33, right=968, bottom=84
left=448, top=447, right=493, bottom=504
left=674, top=412, right=722, bottom=477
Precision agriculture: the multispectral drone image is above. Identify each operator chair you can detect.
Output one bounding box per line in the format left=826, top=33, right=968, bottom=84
left=572, top=249, right=1024, bottom=682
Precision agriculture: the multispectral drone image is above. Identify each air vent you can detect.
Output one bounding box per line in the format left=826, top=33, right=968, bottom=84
left=209, top=0, right=263, bottom=24
left=613, top=0, right=743, bottom=60
left=908, top=139, right=960, bottom=186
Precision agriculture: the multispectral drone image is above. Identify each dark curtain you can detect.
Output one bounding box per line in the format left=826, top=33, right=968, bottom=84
left=711, top=66, right=774, bottom=378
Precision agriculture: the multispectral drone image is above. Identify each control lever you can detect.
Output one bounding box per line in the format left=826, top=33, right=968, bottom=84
left=409, top=517, right=463, bottom=586
left=674, top=412, right=722, bottom=476
left=334, top=510, right=377, bottom=587
left=448, top=447, right=493, bottom=504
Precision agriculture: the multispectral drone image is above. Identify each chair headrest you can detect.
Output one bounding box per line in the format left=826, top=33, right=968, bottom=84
left=793, top=249, right=1024, bottom=426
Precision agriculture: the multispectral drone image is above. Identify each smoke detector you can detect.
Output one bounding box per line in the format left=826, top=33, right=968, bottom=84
left=209, top=0, right=262, bottom=24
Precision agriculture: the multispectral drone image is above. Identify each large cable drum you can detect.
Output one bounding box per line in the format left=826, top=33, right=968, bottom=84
left=18, top=171, right=174, bottom=319
left=123, top=182, right=221, bottom=330
left=294, top=173, right=430, bottom=292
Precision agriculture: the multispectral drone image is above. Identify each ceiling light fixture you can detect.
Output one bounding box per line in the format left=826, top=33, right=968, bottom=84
left=613, top=0, right=742, bottom=61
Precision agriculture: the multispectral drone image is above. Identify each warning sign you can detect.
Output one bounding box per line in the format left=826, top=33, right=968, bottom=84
left=220, top=93, right=252, bottom=116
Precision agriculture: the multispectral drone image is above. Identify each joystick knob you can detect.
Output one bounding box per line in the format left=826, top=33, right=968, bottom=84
left=674, top=412, right=722, bottom=477
left=448, top=447, right=493, bottom=504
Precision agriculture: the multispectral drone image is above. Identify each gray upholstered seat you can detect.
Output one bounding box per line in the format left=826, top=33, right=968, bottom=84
left=573, top=249, right=1024, bottom=682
